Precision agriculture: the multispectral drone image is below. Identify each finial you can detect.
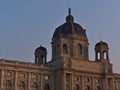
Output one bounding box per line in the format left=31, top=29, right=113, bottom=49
left=66, top=8, right=74, bottom=22
left=68, top=8, right=71, bottom=15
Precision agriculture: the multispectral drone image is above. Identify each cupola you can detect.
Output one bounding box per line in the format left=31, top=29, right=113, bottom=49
left=51, top=9, right=89, bottom=60
left=95, top=40, right=109, bottom=62
left=34, top=45, right=47, bottom=64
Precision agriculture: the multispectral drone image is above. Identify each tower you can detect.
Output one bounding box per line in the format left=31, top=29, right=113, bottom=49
left=51, top=8, right=89, bottom=61
left=34, top=45, right=47, bottom=64
left=95, top=41, right=113, bottom=73
left=95, top=40, right=109, bottom=62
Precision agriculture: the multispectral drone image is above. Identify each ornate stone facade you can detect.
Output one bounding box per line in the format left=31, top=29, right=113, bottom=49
left=0, top=9, right=120, bottom=90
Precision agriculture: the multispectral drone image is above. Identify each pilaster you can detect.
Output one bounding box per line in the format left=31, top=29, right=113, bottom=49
left=28, top=72, right=31, bottom=90
left=62, top=72, right=65, bottom=90
left=1, top=69, right=4, bottom=89
left=102, top=77, right=107, bottom=90
left=15, top=71, right=18, bottom=90
left=71, top=74, right=73, bottom=90
left=82, top=76, right=84, bottom=90
left=92, top=76, right=94, bottom=90
left=41, top=73, right=43, bottom=90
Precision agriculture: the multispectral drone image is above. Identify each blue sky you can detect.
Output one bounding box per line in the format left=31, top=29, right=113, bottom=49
left=0, top=0, right=120, bottom=72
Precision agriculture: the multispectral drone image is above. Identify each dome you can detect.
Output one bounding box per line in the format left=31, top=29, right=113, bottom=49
left=95, top=40, right=108, bottom=49
left=34, top=46, right=47, bottom=55
left=52, top=9, right=87, bottom=39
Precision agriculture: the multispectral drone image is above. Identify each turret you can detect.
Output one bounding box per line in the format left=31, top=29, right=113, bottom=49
left=95, top=40, right=109, bottom=62
left=34, top=45, right=47, bottom=64
left=51, top=8, right=89, bottom=61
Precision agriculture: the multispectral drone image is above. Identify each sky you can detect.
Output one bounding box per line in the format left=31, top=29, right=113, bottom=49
left=0, top=0, right=120, bottom=72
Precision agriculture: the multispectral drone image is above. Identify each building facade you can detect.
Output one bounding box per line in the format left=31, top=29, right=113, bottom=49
left=0, top=9, right=120, bottom=90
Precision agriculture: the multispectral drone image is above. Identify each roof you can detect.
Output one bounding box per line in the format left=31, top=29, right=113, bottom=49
left=34, top=46, right=47, bottom=55
left=95, top=41, right=108, bottom=47
left=52, top=8, right=87, bottom=39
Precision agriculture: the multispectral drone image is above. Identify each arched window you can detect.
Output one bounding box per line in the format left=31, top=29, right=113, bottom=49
left=41, top=55, right=46, bottom=63
left=97, top=52, right=100, bottom=60
left=19, top=81, right=25, bottom=90
left=45, top=83, right=50, bottom=90
left=103, top=51, right=107, bottom=59
left=5, top=80, right=11, bottom=90
left=74, top=84, right=79, bottom=90
left=63, top=44, right=68, bottom=53
left=78, top=44, right=82, bottom=56
left=31, top=82, right=38, bottom=90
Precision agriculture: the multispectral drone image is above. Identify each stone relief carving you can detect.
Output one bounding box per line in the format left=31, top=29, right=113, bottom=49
left=62, top=57, right=72, bottom=68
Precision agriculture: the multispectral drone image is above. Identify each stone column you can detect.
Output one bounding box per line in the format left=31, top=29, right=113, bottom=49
left=103, top=78, right=107, bottom=90
left=92, top=76, right=94, bottom=90
left=61, top=72, right=65, bottom=90
left=15, top=71, right=18, bottom=90
left=113, top=81, right=116, bottom=90
left=82, top=76, right=84, bottom=90
left=41, top=73, right=43, bottom=90
left=108, top=78, right=114, bottom=90
left=116, top=81, right=118, bottom=90
left=28, top=72, right=31, bottom=90
left=71, top=74, right=73, bottom=90
left=62, top=72, right=65, bottom=90
left=1, top=69, right=4, bottom=89
left=111, top=78, right=114, bottom=90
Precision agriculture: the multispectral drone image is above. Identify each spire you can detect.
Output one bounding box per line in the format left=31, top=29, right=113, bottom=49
left=66, top=8, right=74, bottom=22
left=69, top=8, right=71, bottom=15
left=67, top=8, right=74, bottom=33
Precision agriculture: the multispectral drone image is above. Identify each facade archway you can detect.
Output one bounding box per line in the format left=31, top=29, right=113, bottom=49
left=63, top=44, right=68, bottom=53
left=103, top=51, right=107, bottom=59
left=74, top=84, right=79, bottom=90
left=78, top=44, right=82, bottom=56
left=97, top=52, right=100, bottom=60
left=31, top=82, right=38, bottom=90
left=45, top=83, right=50, bottom=90
left=5, top=80, right=11, bottom=90
left=19, top=81, right=25, bottom=90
